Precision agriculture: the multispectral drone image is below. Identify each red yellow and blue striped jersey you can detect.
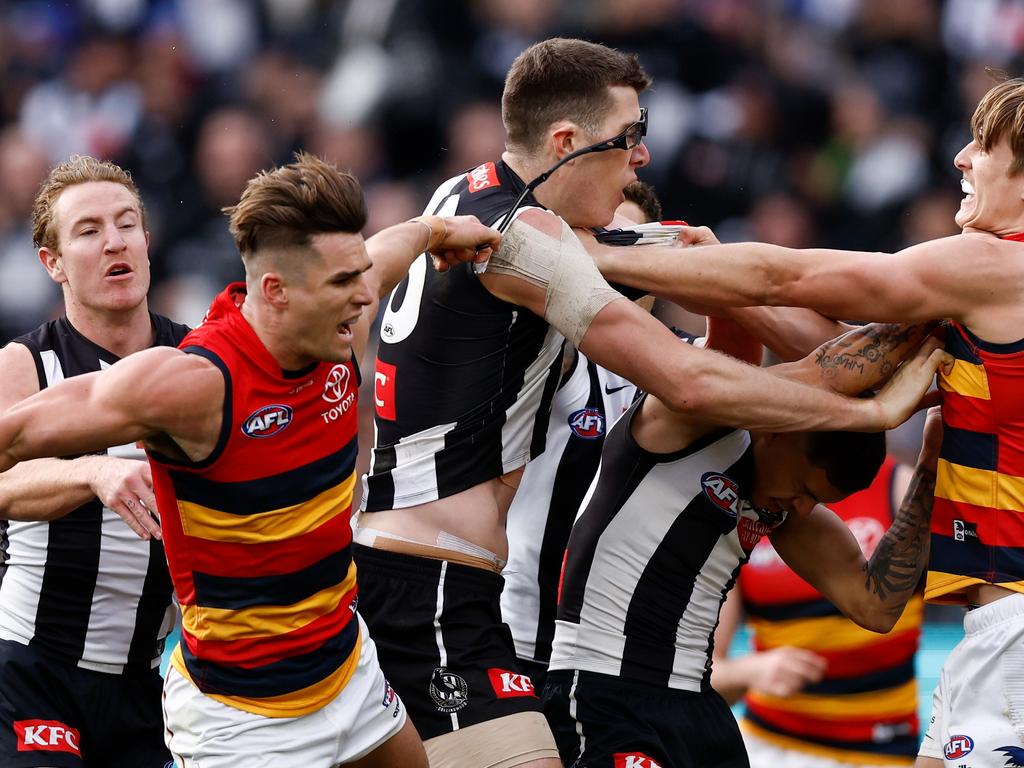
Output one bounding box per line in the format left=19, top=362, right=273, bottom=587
left=927, top=318, right=1024, bottom=603
left=737, top=459, right=921, bottom=765
left=148, top=284, right=362, bottom=717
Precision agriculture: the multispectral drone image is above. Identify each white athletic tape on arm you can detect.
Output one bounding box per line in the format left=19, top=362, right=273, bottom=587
left=485, top=216, right=621, bottom=346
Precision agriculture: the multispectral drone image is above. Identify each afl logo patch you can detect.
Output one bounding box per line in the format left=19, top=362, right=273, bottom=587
left=944, top=735, right=974, bottom=760
left=568, top=407, right=605, bottom=439
left=701, top=472, right=740, bottom=518
left=241, top=404, right=292, bottom=438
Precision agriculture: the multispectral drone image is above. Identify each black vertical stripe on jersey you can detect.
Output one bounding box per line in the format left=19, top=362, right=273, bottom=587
left=529, top=346, right=566, bottom=460
left=557, top=403, right=658, bottom=625
left=533, top=362, right=607, bottom=663
left=702, top=564, right=743, bottom=689
left=30, top=500, right=103, bottom=661
left=126, top=537, right=175, bottom=667
left=619, top=450, right=753, bottom=687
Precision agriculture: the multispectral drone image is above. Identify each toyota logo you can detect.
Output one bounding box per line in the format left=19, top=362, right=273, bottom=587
left=323, top=365, right=351, bottom=403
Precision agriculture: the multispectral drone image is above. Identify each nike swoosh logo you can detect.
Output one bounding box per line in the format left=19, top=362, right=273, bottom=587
left=604, top=383, right=631, bottom=395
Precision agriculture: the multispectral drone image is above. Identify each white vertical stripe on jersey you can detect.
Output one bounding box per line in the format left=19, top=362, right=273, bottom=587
left=500, top=324, right=564, bottom=473
left=0, top=350, right=65, bottom=651
left=671, top=534, right=744, bottom=685
left=502, top=354, right=590, bottom=660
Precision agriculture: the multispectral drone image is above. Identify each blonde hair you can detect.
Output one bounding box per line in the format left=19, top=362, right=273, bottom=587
left=971, top=75, right=1024, bottom=176
left=31, top=155, right=145, bottom=250
left=225, top=151, right=367, bottom=261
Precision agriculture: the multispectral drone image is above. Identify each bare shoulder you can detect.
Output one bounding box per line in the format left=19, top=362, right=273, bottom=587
left=0, top=342, right=41, bottom=409
left=514, top=207, right=564, bottom=238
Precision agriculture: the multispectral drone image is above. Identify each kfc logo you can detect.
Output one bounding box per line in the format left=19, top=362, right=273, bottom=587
left=323, top=364, right=351, bottom=404
left=467, top=162, right=500, bottom=193
left=487, top=668, right=536, bottom=699
left=15, top=720, right=81, bottom=756
left=375, top=360, right=397, bottom=421
left=614, top=753, right=663, bottom=768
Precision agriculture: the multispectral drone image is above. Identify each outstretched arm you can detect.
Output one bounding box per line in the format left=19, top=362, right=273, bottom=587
left=589, top=231, right=1007, bottom=326
left=769, top=407, right=941, bottom=633
left=0, top=347, right=224, bottom=474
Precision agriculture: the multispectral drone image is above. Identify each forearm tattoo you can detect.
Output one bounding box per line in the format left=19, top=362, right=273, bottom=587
left=863, top=464, right=936, bottom=605
left=813, top=323, right=930, bottom=391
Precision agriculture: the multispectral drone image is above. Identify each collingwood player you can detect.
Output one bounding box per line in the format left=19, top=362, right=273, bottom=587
left=543, top=323, right=948, bottom=768
left=354, top=38, right=944, bottom=768
left=0, top=156, right=187, bottom=767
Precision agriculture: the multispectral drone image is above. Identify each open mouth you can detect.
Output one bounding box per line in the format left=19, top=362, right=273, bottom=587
left=961, top=178, right=975, bottom=196
left=105, top=263, right=132, bottom=277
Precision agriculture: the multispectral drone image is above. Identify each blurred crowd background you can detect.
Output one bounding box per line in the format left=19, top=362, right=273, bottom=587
left=3, top=0, right=1022, bottom=335
left=1, top=0, right=1022, bottom=465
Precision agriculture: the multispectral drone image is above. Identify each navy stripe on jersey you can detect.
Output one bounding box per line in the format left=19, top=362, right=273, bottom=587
left=744, top=598, right=843, bottom=622
left=182, top=613, right=358, bottom=697
left=169, top=438, right=357, bottom=515
left=193, top=550, right=351, bottom=610
left=930, top=535, right=1024, bottom=581
left=802, top=658, right=915, bottom=696
left=939, top=425, right=998, bottom=472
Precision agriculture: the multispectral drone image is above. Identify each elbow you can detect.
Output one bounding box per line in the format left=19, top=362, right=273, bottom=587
left=848, top=602, right=899, bottom=634
left=657, top=368, right=714, bottom=415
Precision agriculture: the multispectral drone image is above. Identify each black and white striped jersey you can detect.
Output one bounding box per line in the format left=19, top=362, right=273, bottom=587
left=362, top=160, right=565, bottom=512
left=549, top=399, right=787, bottom=691
left=0, top=314, right=187, bottom=673
left=501, top=350, right=636, bottom=665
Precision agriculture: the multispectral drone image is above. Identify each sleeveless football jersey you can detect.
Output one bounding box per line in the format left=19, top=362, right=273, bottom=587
left=550, top=401, right=787, bottom=691
left=0, top=315, right=186, bottom=673
left=927, top=319, right=1024, bottom=603
left=148, top=284, right=362, bottom=717
left=363, top=160, right=564, bottom=512
left=738, top=459, right=922, bottom=764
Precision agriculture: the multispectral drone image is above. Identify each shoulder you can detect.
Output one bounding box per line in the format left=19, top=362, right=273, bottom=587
left=0, top=342, right=41, bottom=409
left=514, top=207, right=565, bottom=238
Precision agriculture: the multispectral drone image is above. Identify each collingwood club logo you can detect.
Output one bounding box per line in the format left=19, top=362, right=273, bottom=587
left=429, top=666, right=469, bottom=713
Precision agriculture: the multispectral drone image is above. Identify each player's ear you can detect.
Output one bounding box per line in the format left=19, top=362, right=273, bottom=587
left=39, top=247, right=67, bottom=284
left=260, top=271, right=288, bottom=308
left=549, top=121, right=580, bottom=159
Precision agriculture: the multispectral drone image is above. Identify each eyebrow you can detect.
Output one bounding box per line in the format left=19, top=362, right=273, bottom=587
left=330, top=260, right=373, bottom=282
left=68, top=206, right=139, bottom=231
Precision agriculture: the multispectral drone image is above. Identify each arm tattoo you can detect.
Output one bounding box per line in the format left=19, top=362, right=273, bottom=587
left=863, top=464, right=936, bottom=605
left=813, top=322, right=933, bottom=393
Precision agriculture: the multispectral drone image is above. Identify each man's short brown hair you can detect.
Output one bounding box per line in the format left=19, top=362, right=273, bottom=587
left=225, top=151, right=367, bottom=261
left=971, top=75, right=1024, bottom=176
left=502, top=38, right=651, bottom=154
left=31, top=155, right=145, bottom=251
left=623, top=180, right=662, bottom=223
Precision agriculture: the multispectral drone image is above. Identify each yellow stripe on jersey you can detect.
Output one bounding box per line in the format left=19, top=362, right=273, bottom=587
left=182, top=561, right=357, bottom=642
left=740, top=720, right=914, bottom=766
left=748, top=679, right=917, bottom=720
left=926, top=570, right=1024, bottom=602
left=170, top=630, right=362, bottom=718
left=935, top=460, right=1024, bottom=512
left=748, top=598, right=923, bottom=652
left=179, top=471, right=356, bottom=544
left=938, top=359, right=990, bottom=400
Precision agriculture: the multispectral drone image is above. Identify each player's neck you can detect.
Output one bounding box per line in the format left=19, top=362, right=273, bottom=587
left=64, top=301, right=154, bottom=358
